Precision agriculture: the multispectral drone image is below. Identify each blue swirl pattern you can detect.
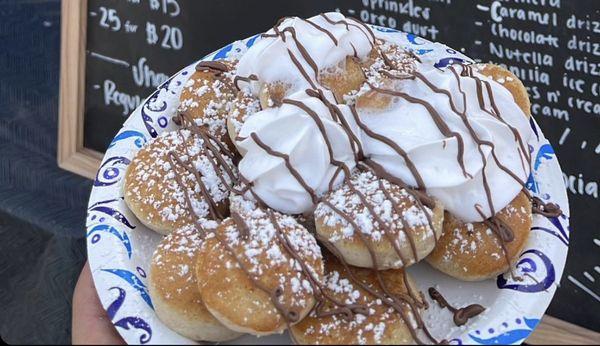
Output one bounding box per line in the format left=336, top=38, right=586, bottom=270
left=213, top=42, right=234, bottom=60
left=414, top=48, right=434, bottom=55
left=434, top=57, right=468, bottom=69
left=374, top=26, right=399, bottom=33
left=406, top=33, right=424, bottom=45
left=140, top=92, right=165, bottom=138
left=547, top=214, right=570, bottom=244
left=106, top=287, right=152, bottom=344
left=497, top=250, right=555, bottom=293
left=107, top=287, right=126, bottom=320
left=468, top=317, right=539, bottom=345
left=108, top=130, right=147, bottom=149
left=140, top=75, right=174, bottom=138
left=529, top=118, right=540, bottom=141
left=88, top=198, right=136, bottom=229
left=534, top=144, right=555, bottom=171
left=102, top=269, right=154, bottom=309
left=94, top=156, right=131, bottom=187
left=87, top=224, right=132, bottom=259
left=114, top=317, right=153, bottom=344
left=245, top=34, right=261, bottom=48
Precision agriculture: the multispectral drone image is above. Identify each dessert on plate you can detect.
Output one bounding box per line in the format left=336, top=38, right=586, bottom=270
left=121, top=12, right=562, bottom=344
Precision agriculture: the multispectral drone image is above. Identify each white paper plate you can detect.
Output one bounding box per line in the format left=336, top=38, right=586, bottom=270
left=86, top=27, right=570, bottom=345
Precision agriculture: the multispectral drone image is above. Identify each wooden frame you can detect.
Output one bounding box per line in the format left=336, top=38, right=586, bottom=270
left=58, top=0, right=102, bottom=180
left=56, top=1, right=599, bottom=343
left=528, top=316, right=599, bottom=344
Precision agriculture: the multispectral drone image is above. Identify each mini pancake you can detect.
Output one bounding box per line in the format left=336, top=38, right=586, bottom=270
left=315, top=169, right=444, bottom=270
left=319, top=56, right=366, bottom=103
left=290, top=254, right=423, bottom=345
left=355, top=63, right=527, bottom=115
left=321, top=42, right=417, bottom=105
left=255, top=56, right=365, bottom=109
left=124, top=129, right=234, bottom=235
left=148, top=225, right=242, bottom=341
left=195, top=195, right=325, bottom=335
left=178, top=60, right=238, bottom=151
left=258, top=81, right=290, bottom=109
left=426, top=191, right=532, bottom=281
left=349, top=44, right=418, bottom=107
left=227, top=90, right=261, bottom=156
left=424, top=64, right=534, bottom=281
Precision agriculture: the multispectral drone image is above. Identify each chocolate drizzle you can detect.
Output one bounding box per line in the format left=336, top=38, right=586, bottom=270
left=161, top=13, right=543, bottom=345
left=169, top=127, right=373, bottom=332
left=171, top=111, right=376, bottom=334
left=304, top=89, right=364, bottom=161
left=249, top=132, right=319, bottom=204
left=233, top=15, right=441, bottom=344
left=276, top=95, right=439, bottom=343
left=532, top=196, right=562, bottom=217
left=428, top=287, right=485, bottom=327
left=303, top=18, right=338, bottom=45
left=195, top=61, right=230, bottom=75
left=283, top=89, right=439, bottom=272
left=365, top=81, right=469, bottom=181
left=365, top=62, right=543, bottom=271
left=350, top=105, right=426, bottom=189
left=233, top=74, right=258, bottom=90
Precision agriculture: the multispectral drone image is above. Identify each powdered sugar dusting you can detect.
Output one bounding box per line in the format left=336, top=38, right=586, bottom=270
left=344, top=41, right=417, bottom=105
left=151, top=224, right=206, bottom=300
left=125, top=129, right=234, bottom=229
left=298, top=261, right=419, bottom=344
left=316, top=170, right=433, bottom=244
left=207, top=194, right=324, bottom=308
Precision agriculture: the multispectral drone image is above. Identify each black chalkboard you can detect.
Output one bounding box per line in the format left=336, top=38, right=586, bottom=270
left=83, top=0, right=599, bottom=333
left=84, top=0, right=343, bottom=152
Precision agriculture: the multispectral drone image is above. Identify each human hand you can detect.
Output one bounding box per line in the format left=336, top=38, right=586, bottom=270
left=72, top=261, right=125, bottom=345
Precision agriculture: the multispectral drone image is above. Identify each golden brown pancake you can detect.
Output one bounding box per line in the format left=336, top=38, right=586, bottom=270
left=178, top=60, right=238, bottom=151
left=426, top=191, right=532, bottom=281
left=291, top=254, right=423, bottom=344
left=195, top=195, right=325, bottom=335
left=319, top=56, right=366, bottom=103
left=425, top=64, right=534, bottom=281
left=476, top=64, right=531, bottom=118
left=148, top=224, right=242, bottom=341
left=227, top=91, right=262, bottom=155
left=124, top=129, right=233, bottom=235
left=315, top=169, right=444, bottom=270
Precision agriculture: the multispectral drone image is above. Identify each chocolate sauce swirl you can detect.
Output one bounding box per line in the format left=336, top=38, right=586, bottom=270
left=195, top=61, right=230, bottom=75
left=428, top=287, right=485, bottom=327
left=532, top=196, right=562, bottom=217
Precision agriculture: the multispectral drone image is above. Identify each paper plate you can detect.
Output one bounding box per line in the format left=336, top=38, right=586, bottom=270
left=86, top=26, right=570, bottom=345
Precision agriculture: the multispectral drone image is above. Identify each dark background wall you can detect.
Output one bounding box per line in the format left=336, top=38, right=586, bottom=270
left=0, top=0, right=91, bottom=344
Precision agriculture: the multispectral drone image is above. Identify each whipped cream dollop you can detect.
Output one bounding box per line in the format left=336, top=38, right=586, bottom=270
left=237, top=91, right=361, bottom=214
left=236, top=12, right=375, bottom=96
left=357, top=64, right=533, bottom=222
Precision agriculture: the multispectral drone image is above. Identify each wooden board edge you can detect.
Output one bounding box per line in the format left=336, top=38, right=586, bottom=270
left=58, top=0, right=93, bottom=179
left=57, top=150, right=101, bottom=180
left=527, top=315, right=600, bottom=345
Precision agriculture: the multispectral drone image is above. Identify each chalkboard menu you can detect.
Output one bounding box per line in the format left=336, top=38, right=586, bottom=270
left=76, top=0, right=598, bottom=335
left=83, top=0, right=345, bottom=152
